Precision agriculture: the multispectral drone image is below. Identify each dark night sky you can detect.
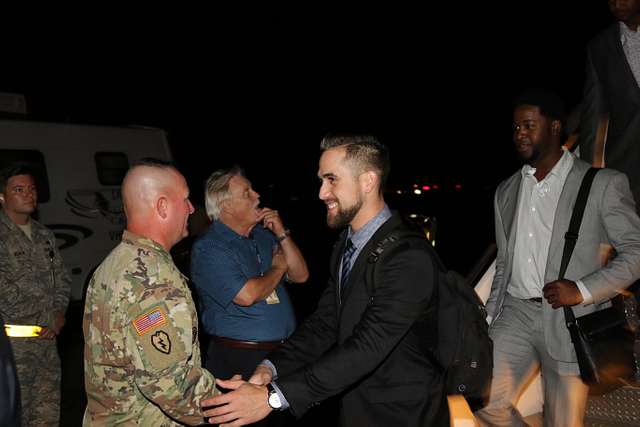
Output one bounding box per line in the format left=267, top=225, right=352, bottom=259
left=1, top=2, right=614, bottom=272
left=5, top=3, right=611, bottom=182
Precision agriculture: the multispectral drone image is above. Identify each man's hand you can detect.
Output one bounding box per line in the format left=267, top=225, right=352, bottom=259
left=259, top=208, right=286, bottom=236
left=202, top=378, right=272, bottom=426
left=249, top=364, right=273, bottom=386
left=542, top=279, right=584, bottom=309
left=39, top=311, right=66, bottom=339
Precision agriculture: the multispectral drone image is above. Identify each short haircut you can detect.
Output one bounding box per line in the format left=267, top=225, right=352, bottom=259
left=0, top=165, right=35, bottom=193
left=513, top=88, right=566, bottom=122
left=131, top=157, right=175, bottom=169
left=204, top=166, right=245, bottom=220
left=320, top=133, right=390, bottom=193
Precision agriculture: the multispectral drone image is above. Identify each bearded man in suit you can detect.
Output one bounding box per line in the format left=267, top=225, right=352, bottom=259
left=201, top=134, right=448, bottom=427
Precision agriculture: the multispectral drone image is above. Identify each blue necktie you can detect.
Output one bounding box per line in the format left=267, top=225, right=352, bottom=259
left=340, top=238, right=356, bottom=294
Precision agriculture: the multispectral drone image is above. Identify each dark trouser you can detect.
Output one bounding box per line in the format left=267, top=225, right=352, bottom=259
left=206, top=339, right=271, bottom=381
left=206, top=338, right=293, bottom=427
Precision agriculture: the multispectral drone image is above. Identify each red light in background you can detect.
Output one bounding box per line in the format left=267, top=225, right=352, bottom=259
left=432, top=184, right=439, bottom=190
left=455, top=184, right=462, bottom=190
left=422, top=185, right=431, bottom=191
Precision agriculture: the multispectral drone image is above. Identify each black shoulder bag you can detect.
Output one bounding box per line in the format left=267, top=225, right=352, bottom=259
left=560, top=167, right=637, bottom=395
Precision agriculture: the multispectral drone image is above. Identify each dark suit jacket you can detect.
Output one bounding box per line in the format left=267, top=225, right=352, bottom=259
left=269, top=213, right=447, bottom=427
left=578, top=22, right=640, bottom=211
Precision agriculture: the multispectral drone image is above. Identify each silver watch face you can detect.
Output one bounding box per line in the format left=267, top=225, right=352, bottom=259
left=268, top=390, right=282, bottom=409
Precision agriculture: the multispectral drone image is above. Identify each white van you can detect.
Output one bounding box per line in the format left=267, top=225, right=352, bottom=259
left=0, top=118, right=172, bottom=300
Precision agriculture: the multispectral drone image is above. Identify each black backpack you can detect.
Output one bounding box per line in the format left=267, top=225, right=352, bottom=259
left=365, top=228, right=493, bottom=411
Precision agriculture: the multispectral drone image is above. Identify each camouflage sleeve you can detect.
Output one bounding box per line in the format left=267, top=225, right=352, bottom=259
left=0, top=240, right=8, bottom=296
left=125, top=259, right=218, bottom=425
left=0, top=240, right=7, bottom=284
left=51, top=237, right=71, bottom=314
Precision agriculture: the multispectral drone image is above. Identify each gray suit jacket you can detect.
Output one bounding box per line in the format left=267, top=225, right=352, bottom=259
left=486, top=156, right=640, bottom=362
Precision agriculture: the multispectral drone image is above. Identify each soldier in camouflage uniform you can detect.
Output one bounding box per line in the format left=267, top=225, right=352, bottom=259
left=83, top=159, right=219, bottom=426
left=0, top=165, right=71, bottom=426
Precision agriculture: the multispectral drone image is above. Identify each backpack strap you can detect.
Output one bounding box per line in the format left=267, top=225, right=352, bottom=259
left=365, top=229, right=427, bottom=296
left=365, top=228, right=444, bottom=371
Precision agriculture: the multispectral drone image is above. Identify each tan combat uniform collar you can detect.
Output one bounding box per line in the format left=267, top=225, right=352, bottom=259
left=0, top=209, right=43, bottom=240
left=0, top=209, right=20, bottom=230
left=121, top=230, right=172, bottom=262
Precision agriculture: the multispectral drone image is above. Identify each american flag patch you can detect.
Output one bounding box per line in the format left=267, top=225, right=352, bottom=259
left=133, top=307, right=168, bottom=336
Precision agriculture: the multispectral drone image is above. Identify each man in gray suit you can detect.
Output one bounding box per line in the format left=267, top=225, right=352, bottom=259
left=475, top=89, right=640, bottom=427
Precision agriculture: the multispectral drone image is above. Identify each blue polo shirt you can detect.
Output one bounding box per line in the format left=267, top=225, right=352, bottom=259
left=190, top=221, right=296, bottom=341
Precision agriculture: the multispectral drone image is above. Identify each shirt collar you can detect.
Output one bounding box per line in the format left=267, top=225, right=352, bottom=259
left=122, top=230, right=171, bottom=260
left=620, top=21, right=640, bottom=45
left=0, top=209, right=35, bottom=234
left=347, top=204, right=392, bottom=250
left=0, top=209, right=17, bottom=229
left=520, top=147, right=574, bottom=183
left=212, top=219, right=262, bottom=243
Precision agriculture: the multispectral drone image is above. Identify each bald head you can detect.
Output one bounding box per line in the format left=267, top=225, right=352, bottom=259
left=122, top=164, right=178, bottom=218
left=122, top=160, right=193, bottom=250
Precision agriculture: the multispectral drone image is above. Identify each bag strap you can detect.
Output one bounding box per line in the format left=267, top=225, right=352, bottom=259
left=365, top=229, right=444, bottom=370
left=365, top=230, right=431, bottom=294
left=561, top=167, right=600, bottom=326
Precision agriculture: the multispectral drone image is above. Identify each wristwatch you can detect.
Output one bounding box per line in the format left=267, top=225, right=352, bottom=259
left=266, top=383, right=283, bottom=410
left=277, top=229, right=291, bottom=242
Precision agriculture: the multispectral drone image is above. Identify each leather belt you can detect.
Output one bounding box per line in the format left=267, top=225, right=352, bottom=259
left=211, top=335, right=284, bottom=351
left=529, top=297, right=543, bottom=303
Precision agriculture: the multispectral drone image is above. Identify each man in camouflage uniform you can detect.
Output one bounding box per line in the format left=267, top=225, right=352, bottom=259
left=83, top=159, right=219, bottom=426
left=0, top=165, right=71, bottom=426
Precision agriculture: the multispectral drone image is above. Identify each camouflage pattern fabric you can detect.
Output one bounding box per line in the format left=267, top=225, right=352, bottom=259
left=0, top=210, right=71, bottom=426
left=12, top=338, right=61, bottom=426
left=83, top=230, right=218, bottom=426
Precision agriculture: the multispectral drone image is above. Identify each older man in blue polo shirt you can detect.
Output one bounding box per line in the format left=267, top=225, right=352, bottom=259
left=191, top=166, right=308, bottom=388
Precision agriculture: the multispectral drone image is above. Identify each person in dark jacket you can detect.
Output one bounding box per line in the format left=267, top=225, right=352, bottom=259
left=577, top=0, right=640, bottom=211
left=0, top=312, right=21, bottom=427
left=201, top=134, right=447, bottom=427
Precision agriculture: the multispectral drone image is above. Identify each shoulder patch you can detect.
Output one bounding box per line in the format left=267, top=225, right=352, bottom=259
left=151, top=330, right=172, bottom=354
left=129, top=302, right=187, bottom=371
left=132, top=307, right=168, bottom=336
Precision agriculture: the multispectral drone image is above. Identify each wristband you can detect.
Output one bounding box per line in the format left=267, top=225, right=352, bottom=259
left=277, top=229, right=291, bottom=242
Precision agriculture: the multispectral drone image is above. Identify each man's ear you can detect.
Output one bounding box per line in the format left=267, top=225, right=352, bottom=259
left=220, top=198, right=233, bottom=215
left=157, top=197, right=168, bottom=219
left=0, top=193, right=4, bottom=206
left=360, top=171, right=378, bottom=194
left=551, top=120, right=562, bottom=136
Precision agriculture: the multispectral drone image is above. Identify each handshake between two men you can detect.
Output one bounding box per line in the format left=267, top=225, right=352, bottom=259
left=202, top=364, right=276, bottom=426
